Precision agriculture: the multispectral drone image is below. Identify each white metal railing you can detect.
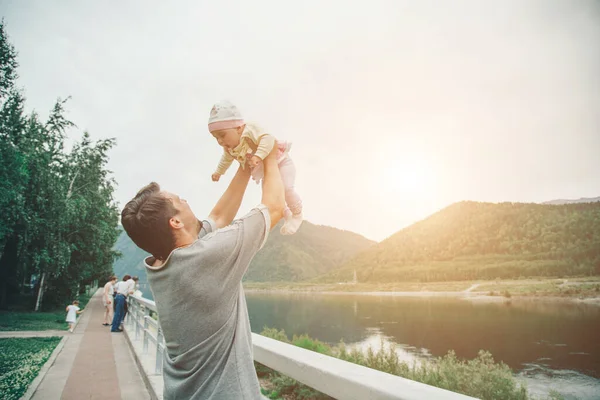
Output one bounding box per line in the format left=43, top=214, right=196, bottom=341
left=126, top=295, right=477, bottom=400
left=126, top=295, right=165, bottom=374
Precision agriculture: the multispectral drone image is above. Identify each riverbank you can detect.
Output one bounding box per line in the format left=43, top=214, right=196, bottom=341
left=243, top=277, right=600, bottom=304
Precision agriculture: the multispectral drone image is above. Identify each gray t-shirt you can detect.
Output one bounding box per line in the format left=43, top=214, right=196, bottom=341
left=144, top=205, right=270, bottom=400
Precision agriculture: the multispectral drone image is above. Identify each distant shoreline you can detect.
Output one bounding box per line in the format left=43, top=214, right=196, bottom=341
left=243, top=286, right=600, bottom=305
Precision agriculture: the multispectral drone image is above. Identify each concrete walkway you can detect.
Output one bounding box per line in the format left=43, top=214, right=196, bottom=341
left=29, top=289, right=150, bottom=400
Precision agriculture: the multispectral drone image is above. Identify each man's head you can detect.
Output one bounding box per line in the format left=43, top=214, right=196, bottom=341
left=109, top=275, right=117, bottom=283
left=123, top=274, right=132, bottom=281
left=73, top=300, right=80, bottom=305
left=121, top=182, right=202, bottom=261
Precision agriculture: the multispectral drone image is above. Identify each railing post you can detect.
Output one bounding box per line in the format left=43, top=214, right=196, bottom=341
left=134, top=303, right=141, bottom=340
left=143, top=311, right=150, bottom=354
left=155, top=327, right=164, bottom=374
left=125, top=297, right=132, bottom=326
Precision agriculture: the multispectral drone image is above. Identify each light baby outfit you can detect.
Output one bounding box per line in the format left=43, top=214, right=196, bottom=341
left=209, top=100, right=303, bottom=235
left=66, top=305, right=80, bottom=323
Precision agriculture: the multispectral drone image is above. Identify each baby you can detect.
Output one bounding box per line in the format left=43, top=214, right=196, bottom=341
left=208, top=100, right=303, bottom=235
left=65, top=300, right=84, bottom=333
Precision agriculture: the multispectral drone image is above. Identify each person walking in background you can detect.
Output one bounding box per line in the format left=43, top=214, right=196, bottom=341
left=111, top=274, right=133, bottom=332
left=65, top=300, right=84, bottom=333
left=122, top=275, right=139, bottom=322
left=102, top=275, right=117, bottom=326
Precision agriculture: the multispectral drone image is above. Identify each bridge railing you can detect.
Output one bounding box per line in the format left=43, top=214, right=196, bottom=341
left=125, top=295, right=477, bottom=400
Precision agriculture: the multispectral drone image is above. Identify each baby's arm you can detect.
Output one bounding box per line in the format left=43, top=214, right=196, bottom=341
left=249, top=134, right=276, bottom=168
left=213, top=151, right=235, bottom=181
left=254, top=134, right=276, bottom=161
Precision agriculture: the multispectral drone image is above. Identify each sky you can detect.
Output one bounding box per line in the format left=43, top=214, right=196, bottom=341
left=1, top=0, right=599, bottom=241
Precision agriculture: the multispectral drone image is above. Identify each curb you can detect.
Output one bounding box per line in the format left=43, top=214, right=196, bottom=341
left=122, top=325, right=160, bottom=400
left=20, top=335, right=68, bottom=400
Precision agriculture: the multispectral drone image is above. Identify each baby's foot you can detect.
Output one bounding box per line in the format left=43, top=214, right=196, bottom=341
left=280, top=212, right=303, bottom=235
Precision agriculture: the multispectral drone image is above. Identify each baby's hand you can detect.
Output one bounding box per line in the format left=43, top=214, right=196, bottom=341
left=211, top=173, right=221, bottom=182
left=249, top=155, right=261, bottom=169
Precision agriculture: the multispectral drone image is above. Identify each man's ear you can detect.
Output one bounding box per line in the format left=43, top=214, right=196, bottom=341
left=169, top=216, right=184, bottom=230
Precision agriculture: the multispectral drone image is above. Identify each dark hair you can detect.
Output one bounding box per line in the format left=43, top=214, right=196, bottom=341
left=123, top=274, right=132, bottom=281
left=109, top=275, right=117, bottom=281
left=121, top=182, right=177, bottom=261
left=132, top=276, right=139, bottom=282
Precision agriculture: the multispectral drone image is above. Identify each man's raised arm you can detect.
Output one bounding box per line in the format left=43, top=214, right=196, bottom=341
left=208, top=165, right=252, bottom=229
left=261, top=144, right=285, bottom=229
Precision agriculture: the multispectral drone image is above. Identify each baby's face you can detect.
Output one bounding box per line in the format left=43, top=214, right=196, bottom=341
left=211, top=127, right=242, bottom=151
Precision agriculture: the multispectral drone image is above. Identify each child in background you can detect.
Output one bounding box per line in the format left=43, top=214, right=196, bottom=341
left=65, top=300, right=84, bottom=333
left=208, top=100, right=303, bottom=235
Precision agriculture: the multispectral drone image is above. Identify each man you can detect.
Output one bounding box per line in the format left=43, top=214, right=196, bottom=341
left=102, top=275, right=118, bottom=326
left=120, top=146, right=285, bottom=399
left=111, top=274, right=134, bottom=332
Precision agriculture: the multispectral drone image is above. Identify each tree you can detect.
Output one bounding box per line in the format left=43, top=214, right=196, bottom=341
left=0, top=22, right=120, bottom=310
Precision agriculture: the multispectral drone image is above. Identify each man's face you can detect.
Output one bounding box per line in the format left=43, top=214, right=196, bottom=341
left=163, top=191, right=202, bottom=234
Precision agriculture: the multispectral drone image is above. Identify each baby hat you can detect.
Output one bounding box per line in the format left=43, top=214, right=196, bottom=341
left=208, top=100, right=245, bottom=132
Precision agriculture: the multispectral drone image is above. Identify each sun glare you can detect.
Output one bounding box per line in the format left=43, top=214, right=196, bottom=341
left=380, top=157, right=435, bottom=200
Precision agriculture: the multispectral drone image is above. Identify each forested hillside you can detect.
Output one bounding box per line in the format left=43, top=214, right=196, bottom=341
left=321, top=201, right=600, bottom=283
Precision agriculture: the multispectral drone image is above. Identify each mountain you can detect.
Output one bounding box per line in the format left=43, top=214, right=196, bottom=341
left=542, top=197, right=600, bottom=205
left=246, top=220, right=375, bottom=282
left=112, top=221, right=375, bottom=283
left=319, top=201, right=600, bottom=283
left=112, top=226, right=150, bottom=281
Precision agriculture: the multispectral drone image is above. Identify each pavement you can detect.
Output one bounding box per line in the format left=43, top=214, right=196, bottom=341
left=18, top=289, right=152, bottom=400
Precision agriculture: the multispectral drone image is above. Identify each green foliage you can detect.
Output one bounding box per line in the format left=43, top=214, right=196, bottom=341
left=291, top=334, right=332, bottom=355
left=0, top=337, right=61, bottom=399
left=0, top=23, right=119, bottom=310
left=259, top=328, right=540, bottom=400
left=323, top=201, right=600, bottom=283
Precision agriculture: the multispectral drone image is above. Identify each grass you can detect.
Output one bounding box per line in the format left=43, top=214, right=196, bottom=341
left=0, top=291, right=94, bottom=331
left=0, top=337, right=62, bottom=400
left=257, top=327, right=568, bottom=400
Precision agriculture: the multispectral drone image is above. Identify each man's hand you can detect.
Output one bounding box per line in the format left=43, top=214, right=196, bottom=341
left=249, top=155, right=261, bottom=169
left=212, top=173, right=221, bottom=182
